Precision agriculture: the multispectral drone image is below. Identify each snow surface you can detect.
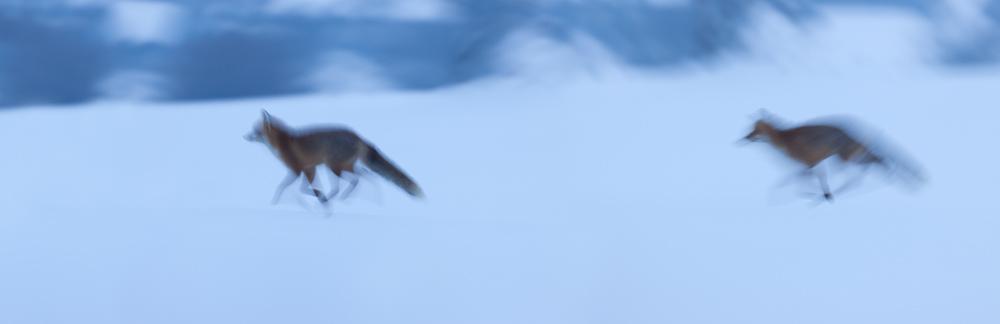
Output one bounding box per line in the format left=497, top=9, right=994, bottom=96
left=2, top=5, right=1000, bottom=324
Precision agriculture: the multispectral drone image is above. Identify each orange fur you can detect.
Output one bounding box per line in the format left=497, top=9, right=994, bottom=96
left=744, top=115, right=887, bottom=201
left=246, top=110, right=423, bottom=207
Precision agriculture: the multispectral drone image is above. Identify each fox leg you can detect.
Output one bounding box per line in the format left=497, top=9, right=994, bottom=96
left=300, top=168, right=327, bottom=203
left=337, top=160, right=366, bottom=200
left=833, top=161, right=876, bottom=196
left=322, top=166, right=343, bottom=201
left=812, top=166, right=833, bottom=201
left=339, top=172, right=362, bottom=201
left=271, top=171, right=300, bottom=204
left=322, top=164, right=362, bottom=201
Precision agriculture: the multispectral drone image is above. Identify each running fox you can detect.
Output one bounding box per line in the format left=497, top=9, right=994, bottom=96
left=744, top=111, right=923, bottom=201
left=245, top=110, right=423, bottom=206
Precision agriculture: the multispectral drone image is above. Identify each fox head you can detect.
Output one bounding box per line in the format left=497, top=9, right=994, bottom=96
left=744, top=109, right=778, bottom=143
left=745, top=120, right=777, bottom=143
left=244, top=109, right=275, bottom=143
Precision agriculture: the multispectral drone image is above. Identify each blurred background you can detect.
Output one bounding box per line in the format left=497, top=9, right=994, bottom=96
left=1, top=0, right=998, bottom=107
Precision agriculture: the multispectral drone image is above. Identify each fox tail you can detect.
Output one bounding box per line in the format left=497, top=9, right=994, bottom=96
left=363, top=146, right=424, bottom=198
left=861, top=150, right=927, bottom=188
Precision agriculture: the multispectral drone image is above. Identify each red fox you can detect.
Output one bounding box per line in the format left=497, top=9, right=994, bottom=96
left=744, top=111, right=924, bottom=201
left=245, top=110, right=423, bottom=206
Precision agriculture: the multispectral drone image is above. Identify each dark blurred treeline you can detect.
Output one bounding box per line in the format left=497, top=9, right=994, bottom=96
left=0, top=0, right=997, bottom=107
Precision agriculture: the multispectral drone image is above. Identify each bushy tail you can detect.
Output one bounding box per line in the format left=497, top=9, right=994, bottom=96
left=363, top=147, right=424, bottom=198
left=862, top=150, right=927, bottom=189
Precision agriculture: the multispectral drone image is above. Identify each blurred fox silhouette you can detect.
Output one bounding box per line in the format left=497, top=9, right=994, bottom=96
left=245, top=110, right=423, bottom=207
left=743, top=110, right=925, bottom=202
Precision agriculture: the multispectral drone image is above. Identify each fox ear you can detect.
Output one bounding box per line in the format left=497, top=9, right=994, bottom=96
left=261, top=109, right=272, bottom=125
left=758, top=108, right=773, bottom=120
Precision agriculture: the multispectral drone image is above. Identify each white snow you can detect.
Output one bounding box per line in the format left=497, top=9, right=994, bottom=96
left=106, top=0, right=185, bottom=45
left=494, top=25, right=627, bottom=82
left=1, top=5, right=999, bottom=324
left=96, top=69, right=170, bottom=101
left=264, top=0, right=457, bottom=21
left=739, top=5, right=933, bottom=74
left=304, top=51, right=396, bottom=93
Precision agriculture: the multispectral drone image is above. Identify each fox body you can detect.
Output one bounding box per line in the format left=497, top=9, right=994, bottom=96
left=744, top=113, right=916, bottom=201
left=245, top=110, right=423, bottom=206
left=745, top=120, right=882, bottom=168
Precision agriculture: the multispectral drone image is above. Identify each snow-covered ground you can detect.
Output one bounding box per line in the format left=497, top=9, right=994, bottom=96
left=2, top=5, right=1000, bottom=324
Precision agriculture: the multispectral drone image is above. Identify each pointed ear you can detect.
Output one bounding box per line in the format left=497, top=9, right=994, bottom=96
left=758, top=108, right=773, bottom=121
left=261, top=109, right=272, bottom=125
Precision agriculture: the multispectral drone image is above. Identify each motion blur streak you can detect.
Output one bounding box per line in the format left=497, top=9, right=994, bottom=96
left=1, top=0, right=999, bottom=107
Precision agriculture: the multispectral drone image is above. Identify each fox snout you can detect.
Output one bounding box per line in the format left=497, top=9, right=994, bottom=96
left=245, top=130, right=262, bottom=142
left=741, top=131, right=762, bottom=144
left=736, top=135, right=755, bottom=146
